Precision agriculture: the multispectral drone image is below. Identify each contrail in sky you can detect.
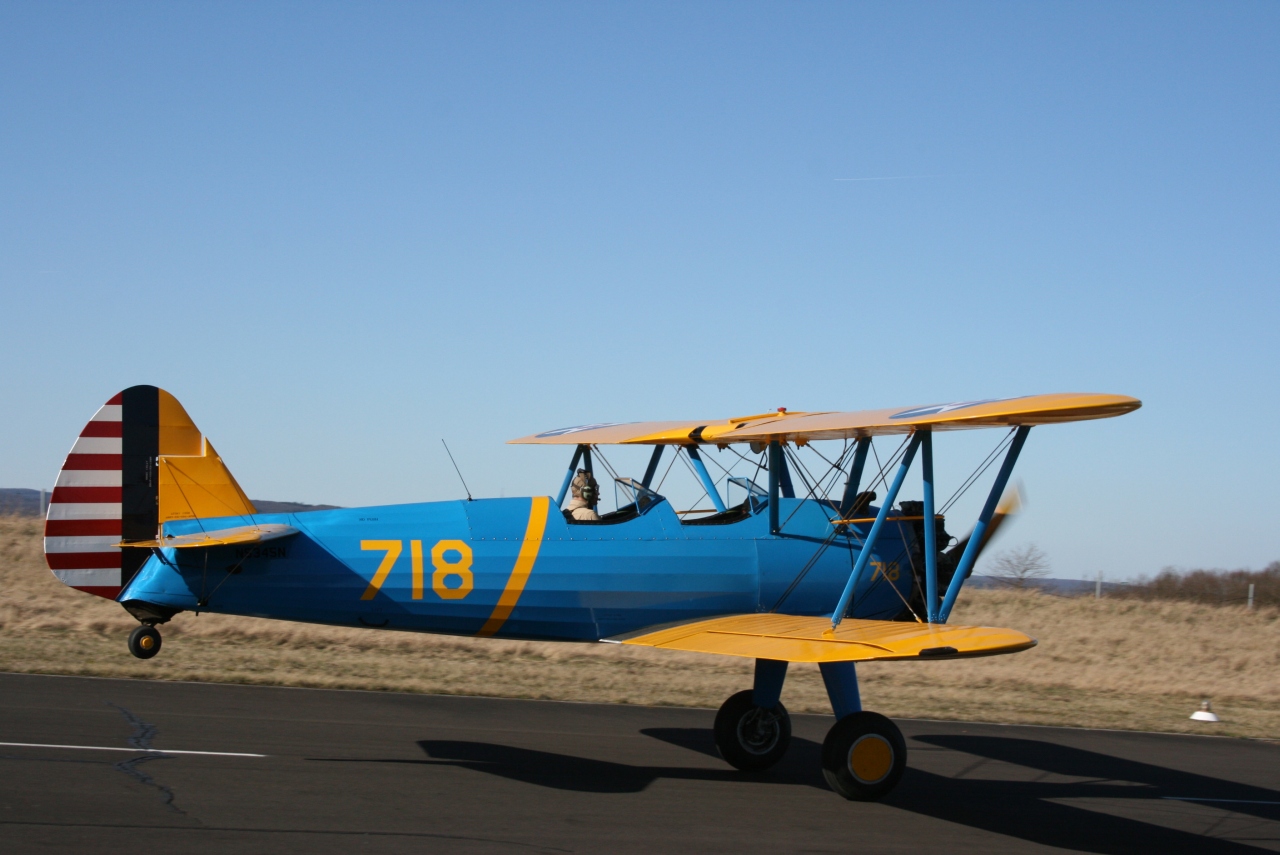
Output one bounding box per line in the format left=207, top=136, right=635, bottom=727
left=833, top=175, right=938, bottom=182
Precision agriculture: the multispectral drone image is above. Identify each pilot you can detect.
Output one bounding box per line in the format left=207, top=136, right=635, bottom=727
left=566, top=469, right=600, bottom=521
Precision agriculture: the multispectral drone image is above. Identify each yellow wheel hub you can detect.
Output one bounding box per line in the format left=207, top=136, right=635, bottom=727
left=848, top=734, right=893, bottom=784
left=139, top=636, right=154, bottom=650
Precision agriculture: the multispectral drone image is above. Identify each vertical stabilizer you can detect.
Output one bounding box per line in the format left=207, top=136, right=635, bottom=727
left=44, top=386, right=255, bottom=600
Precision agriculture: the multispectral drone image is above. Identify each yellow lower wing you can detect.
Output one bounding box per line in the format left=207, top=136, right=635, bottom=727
left=610, top=614, right=1035, bottom=663
left=118, top=524, right=298, bottom=549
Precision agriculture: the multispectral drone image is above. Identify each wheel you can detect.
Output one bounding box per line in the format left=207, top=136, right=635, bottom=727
left=128, top=625, right=162, bottom=660
left=713, top=689, right=792, bottom=772
left=821, top=711, right=907, bottom=801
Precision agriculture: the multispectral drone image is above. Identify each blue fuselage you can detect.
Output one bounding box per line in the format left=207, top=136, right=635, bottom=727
left=122, top=496, right=915, bottom=641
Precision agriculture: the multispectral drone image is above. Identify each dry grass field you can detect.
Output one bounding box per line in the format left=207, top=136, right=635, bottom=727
left=3, top=516, right=1277, bottom=738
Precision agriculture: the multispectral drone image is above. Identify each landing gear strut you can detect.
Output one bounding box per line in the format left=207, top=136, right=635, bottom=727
left=127, top=625, right=162, bottom=659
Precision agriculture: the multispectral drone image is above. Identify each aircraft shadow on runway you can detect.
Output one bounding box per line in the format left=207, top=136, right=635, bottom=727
left=314, top=730, right=826, bottom=793
left=412, top=727, right=831, bottom=793
left=893, top=735, right=1280, bottom=855
left=313, top=730, right=1277, bottom=854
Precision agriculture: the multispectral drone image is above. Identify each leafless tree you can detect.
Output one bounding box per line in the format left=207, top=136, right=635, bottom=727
left=989, top=543, right=1050, bottom=589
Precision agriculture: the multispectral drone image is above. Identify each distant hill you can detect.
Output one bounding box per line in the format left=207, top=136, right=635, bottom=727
left=0, top=488, right=339, bottom=517
left=249, top=500, right=342, bottom=514
left=0, top=489, right=43, bottom=516
left=969, top=575, right=1123, bottom=596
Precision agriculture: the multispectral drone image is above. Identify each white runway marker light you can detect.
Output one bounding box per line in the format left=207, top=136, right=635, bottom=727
left=1190, top=700, right=1220, bottom=722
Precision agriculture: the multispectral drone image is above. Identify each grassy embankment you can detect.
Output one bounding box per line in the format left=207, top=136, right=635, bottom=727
left=4, top=516, right=1277, bottom=737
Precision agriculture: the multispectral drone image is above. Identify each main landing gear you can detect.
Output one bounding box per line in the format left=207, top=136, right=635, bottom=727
left=821, top=710, right=906, bottom=800
left=127, top=625, right=162, bottom=659
left=714, top=690, right=792, bottom=771
left=714, top=658, right=906, bottom=801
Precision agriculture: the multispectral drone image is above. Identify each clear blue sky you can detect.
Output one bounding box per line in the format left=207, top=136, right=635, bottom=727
left=3, top=2, right=1277, bottom=580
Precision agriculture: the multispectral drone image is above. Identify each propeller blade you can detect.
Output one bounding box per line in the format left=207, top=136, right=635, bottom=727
left=944, top=482, right=1024, bottom=570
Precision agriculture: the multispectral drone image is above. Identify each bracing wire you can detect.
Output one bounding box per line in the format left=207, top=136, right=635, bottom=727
left=589, top=445, right=625, bottom=511
left=769, top=525, right=847, bottom=611
left=764, top=427, right=1019, bottom=622
left=939, top=428, right=1016, bottom=515
left=857, top=434, right=911, bottom=504
left=653, top=446, right=681, bottom=493
left=700, top=446, right=743, bottom=485
left=675, top=447, right=714, bottom=511
left=778, top=444, right=845, bottom=530
left=591, top=445, right=621, bottom=482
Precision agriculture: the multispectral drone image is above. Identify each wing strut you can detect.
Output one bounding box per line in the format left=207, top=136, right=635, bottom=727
left=938, top=426, right=1031, bottom=622
left=922, top=429, right=940, bottom=621
left=641, top=445, right=664, bottom=489
left=554, top=445, right=587, bottom=507
left=831, top=431, right=923, bottom=629
left=838, top=437, right=873, bottom=517
left=768, top=441, right=781, bottom=534
left=684, top=446, right=726, bottom=513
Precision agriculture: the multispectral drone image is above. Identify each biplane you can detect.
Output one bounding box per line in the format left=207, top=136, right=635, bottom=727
left=43, top=386, right=1138, bottom=800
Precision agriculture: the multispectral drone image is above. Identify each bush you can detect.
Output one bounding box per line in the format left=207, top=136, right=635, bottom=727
left=988, top=543, right=1051, bottom=589
left=1114, top=562, right=1278, bottom=607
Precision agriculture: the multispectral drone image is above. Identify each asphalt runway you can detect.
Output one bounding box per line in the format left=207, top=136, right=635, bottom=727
left=0, top=673, right=1276, bottom=854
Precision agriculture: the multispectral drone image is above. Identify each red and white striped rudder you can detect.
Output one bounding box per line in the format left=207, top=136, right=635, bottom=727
left=44, top=385, right=257, bottom=601
left=44, top=391, right=129, bottom=599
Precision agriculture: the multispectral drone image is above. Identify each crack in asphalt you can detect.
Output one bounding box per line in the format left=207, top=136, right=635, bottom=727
left=107, top=702, right=188, bottom=817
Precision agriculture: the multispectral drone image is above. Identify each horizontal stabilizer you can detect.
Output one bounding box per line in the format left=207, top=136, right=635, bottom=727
left=609, top=614, right=1035, bottom=663
left=118, top=524, right=298, bottom=550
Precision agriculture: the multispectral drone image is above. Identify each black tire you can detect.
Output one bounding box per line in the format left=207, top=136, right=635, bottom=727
left=713, top=689, right=792, bottom=772
left=128, top=625, right=162, bottom=660
left=821, top=711, right=907, bottom=801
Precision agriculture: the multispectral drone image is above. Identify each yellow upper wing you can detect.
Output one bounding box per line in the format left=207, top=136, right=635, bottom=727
left=610, top=613, right=1036, bottom=663
left=509, top=393, right=1140, bottom=446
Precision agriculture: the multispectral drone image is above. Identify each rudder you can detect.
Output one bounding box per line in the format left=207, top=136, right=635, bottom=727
left=45, top=386, right=255, bottom=600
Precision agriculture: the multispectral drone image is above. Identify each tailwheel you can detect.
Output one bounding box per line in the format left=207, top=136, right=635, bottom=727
left=714, top=689, right=791, bottom=772
left=821, top=711, right=906, bottom=801
left=128, top=625, right=162, bottom=660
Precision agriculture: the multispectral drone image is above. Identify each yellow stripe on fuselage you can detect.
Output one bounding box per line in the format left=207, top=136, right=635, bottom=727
left=476, top=496, right=550, bottom=637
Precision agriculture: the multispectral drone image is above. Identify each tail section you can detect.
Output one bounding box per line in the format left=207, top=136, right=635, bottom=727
left=45, top=386, right=255, bottom=600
